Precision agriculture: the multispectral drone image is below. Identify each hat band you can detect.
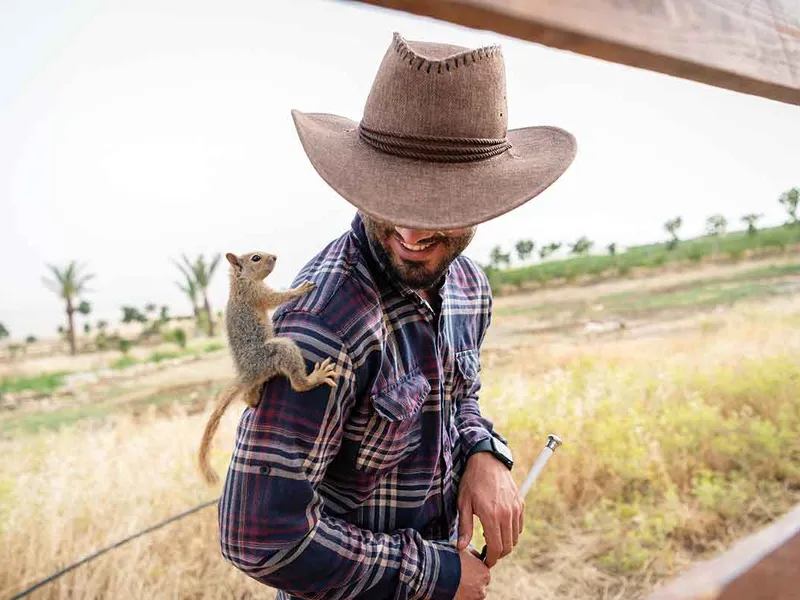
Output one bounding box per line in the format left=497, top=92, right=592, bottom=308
left=358, top=123, right=511, bottom=163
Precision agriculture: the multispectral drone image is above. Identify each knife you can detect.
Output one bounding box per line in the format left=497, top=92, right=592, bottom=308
left=478, top=434, right=563, bottom=563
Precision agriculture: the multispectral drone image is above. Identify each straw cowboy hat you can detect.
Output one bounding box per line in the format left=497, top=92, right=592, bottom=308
left=291, top=32, right=577, bottom=230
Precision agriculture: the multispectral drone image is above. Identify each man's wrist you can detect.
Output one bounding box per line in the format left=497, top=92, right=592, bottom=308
left=467, top=437, right=513, bottom=470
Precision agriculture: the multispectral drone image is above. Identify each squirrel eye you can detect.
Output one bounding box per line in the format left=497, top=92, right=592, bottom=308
left=251, top=254, right=261, bottom=262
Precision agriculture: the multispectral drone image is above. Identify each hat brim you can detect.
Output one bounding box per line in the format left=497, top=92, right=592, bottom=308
left=291, top=110, right=577, bottom=230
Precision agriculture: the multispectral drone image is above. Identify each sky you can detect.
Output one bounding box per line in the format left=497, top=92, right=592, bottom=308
left=1, top=0, right=798, bottom=340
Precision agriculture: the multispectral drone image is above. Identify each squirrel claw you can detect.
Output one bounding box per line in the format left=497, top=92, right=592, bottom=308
left=314, top=358, right=338, bottom=388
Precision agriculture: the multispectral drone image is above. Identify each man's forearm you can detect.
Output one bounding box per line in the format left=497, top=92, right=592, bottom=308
left=220, top=496, right=460, bottom=600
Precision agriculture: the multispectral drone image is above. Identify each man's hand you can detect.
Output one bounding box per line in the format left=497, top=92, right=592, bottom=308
left=457, top=451, right=524, bottom=568
left=454, top=548, right=491, bottom=600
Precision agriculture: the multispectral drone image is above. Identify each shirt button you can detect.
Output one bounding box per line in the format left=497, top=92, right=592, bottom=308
left=260, top=465, right=271, bottom=475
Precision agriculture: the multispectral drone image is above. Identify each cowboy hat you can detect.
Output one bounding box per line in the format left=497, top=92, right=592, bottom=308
left=291, top=32, right=577, bottom=230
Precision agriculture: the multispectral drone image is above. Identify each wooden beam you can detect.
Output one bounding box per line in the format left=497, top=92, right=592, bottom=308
left=647, top=503, right=800, bottom=600
left=353, top=0, right=800, bottom=105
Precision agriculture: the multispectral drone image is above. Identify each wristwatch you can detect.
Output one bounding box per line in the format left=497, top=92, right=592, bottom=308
left=468, top=437, right=514, bottom=470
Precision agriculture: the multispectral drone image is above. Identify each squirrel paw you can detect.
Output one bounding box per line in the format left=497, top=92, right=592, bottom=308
left=312, top=357, right=338, bottom=388
left=299, top=281, right=315, bottom=294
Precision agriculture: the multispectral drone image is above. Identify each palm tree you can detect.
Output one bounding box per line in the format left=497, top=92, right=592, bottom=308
left=176, top=270, right=200, bottom=325
left=514, top=240, right=534, bottom=263
left=664, top=217, right=683, bottom=250
left=779, top=187, right=799, bottom=226
left=42, top=261, right=94, bottom=355
left=741, top=213, right=763, bottom=236
left=176, top=254, right=222, bottom=336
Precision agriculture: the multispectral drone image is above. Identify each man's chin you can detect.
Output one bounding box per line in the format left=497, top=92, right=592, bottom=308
left=392, top=261, right=444, bottom=290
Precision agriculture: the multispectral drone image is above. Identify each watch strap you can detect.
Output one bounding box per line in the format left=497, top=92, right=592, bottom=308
left=467, top=437, right=513, bottom=470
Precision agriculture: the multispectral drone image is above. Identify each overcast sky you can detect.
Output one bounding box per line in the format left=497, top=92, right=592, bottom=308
left=1, top=0, right=798, bottom=339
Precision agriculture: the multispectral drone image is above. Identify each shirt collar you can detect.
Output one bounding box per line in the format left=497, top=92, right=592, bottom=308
left=350, top=213, right=452, bottom=318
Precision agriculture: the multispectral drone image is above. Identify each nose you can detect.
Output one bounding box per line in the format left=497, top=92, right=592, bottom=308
left=395, top=227, right=437, bottom=244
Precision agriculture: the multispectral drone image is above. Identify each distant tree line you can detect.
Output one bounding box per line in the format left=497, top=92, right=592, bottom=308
left=484, top=187, right=798, bottom=271
left=0, top=252, right=225, bottom=358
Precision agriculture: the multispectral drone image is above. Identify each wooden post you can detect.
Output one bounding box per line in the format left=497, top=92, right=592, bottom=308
left=353, top=0, right=800, bottom=105
left=648, top=502, right=800, bottom=599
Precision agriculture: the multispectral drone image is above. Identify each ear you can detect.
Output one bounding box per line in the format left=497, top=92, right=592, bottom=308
left=225, top=253, right=242, bottom=271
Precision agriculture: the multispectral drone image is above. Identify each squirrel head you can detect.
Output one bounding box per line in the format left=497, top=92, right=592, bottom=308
left=225, top=251, right=276, bottom=281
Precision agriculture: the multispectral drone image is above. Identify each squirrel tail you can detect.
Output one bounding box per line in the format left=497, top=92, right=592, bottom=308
left=198, top=383, right=241, bottom=486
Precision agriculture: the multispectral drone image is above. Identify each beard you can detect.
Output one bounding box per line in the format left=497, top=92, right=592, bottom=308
left=361, top=214, right=475, bottom=290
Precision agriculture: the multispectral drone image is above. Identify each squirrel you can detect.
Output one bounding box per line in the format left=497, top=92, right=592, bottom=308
left=197, top=250, right=338, bottom=485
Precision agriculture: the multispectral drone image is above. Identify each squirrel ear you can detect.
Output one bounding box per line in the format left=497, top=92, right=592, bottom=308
left=225, top=253, right=242, bottom=270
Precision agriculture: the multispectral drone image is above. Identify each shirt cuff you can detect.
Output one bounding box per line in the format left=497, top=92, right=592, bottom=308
left=424, top=540, right=461, bottom=600
left=461, top=430, right=496, bottom=458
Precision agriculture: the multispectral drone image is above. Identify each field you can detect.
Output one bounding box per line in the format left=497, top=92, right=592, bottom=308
left=2, top=255, right=799, bottom=599
left=487, top=225, right=800, bottom=292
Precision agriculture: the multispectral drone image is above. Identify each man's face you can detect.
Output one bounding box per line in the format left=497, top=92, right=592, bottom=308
left=362, top=214, right=476, bottom=290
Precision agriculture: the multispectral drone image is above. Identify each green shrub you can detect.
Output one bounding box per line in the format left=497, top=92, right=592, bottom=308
left=0, top=372, right=67, bottom=395
left=111, top=357, right=137, bottom=370
left=146, top=350, right=181, bottom=364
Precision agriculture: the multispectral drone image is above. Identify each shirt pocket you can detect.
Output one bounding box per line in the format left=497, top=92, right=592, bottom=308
left=453, top=348, right=480, bottom=400
left=356, top=370, right=431, bottom=474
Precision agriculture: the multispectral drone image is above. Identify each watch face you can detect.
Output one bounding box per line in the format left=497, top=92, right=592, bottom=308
left=493, top=439, right=513, bottom=463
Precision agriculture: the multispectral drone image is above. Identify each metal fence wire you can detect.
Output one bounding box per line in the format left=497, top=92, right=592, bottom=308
left=10, top=497, right=220, bottom=600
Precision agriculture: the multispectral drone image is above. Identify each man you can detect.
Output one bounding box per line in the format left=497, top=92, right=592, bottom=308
left=218, top=32, right=576, bottom=600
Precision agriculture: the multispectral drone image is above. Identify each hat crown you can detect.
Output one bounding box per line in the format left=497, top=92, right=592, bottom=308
left=361, top=33, right=508, bottom=140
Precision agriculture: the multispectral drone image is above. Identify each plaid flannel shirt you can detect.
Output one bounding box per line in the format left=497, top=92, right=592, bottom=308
left=219, top=214, right=503, bottom=600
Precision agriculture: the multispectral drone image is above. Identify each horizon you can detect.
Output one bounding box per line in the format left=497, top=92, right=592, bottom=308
left=1, top=0, right=798, bottom=339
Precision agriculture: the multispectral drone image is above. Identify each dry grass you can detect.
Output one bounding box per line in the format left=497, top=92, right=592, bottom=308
left=481, top=297, right=800, bottom=599
left=1, top=296, right=799, bottom=599
left=0, top=404, right=269, bottom=599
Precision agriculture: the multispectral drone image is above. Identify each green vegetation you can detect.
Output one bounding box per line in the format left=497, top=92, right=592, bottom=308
left=111, top=356, right=137, bottom=370
left=42, top=261, right=94, bottom=355
left=174, top=253, right=222, bottom=337
left=0, top=384, right=221, bottom=436
left=146, top=350, right=183, bottom=363
left=2, top=401, right=116, bottom=435
left=486, top=225, right=800, bottom=293
left=779, top=187, right=799, bottom=226
left=0, top=372, right=68, bottom=395
left=494, top=262, right=800, bottom=319
left=111, top=344, right=206, bottom=370
left=162, top=328, right=187, bottom=349
left=482, top=349, right=800, bottom=582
